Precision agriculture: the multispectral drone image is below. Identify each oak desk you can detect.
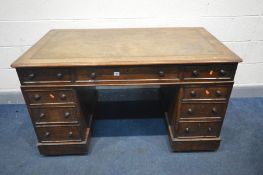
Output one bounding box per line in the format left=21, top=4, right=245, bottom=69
left=11, top=28, right=242, bottom=155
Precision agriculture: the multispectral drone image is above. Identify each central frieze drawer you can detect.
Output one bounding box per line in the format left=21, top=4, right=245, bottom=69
left=30, top=106, right=79, bottom=124
left=75, top=66, right=180, bottom=82
left=36, top=125, right=82, bottom=142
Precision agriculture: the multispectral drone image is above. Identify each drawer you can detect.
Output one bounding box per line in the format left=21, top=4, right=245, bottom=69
left=75, top=65, right=180, bottom=83
left=176, top=121, right=221, bottom=138
left=23, top=89, right=75, bottom=105
left=36, top=125, right=82, bottom=142
left=180, top=102, right=227, bottom=119
left=182, top=85, right=232, bottom=100
left=30, top=106, right=78, bottom=124
left=17, top=68, right=72, bottom=84
left=183, top=64, right=236, bottom=81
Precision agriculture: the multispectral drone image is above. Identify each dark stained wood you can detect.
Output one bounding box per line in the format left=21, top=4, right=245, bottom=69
left=180, top=102, right=227, bottom=119
left=165, top=114, right=221, bottom=151
left=160, top=86, right=179, bottom=127
left=22, top=88, right=76, bottom=105
left=35, top=125, right=82, bottom=142
left=17, top=68, right=72, bottom=85
left=162, top=81, right=233, bottom=151
left=30, top=106, right=79, bottom=124
left=21, top=86, right=91, bottom=155
left=37, top=128, right=91, bottom=155
left=182, top=84, right=233, bottom=100
left=76, top=87, right=97, bottom=127
left=16, top=63, right=237, bottom=86
left=175, top=121, right=222, bottom=138
left=75, top=65, right=180, bottom=83
left=11, top=28, right=242, bottom=155
left=182, top=63, right=237, bottom=81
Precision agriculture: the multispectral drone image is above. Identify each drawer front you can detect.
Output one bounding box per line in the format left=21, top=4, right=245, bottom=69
left=18, top=68, right=72, bottom=84
left=183, top=64, right=236, bottom=81
left=36, top=125, right=81, bottom=142
left=176, top=121, right=221, bottom=138
left=30, top=106, right=78, bottom=124
left=75, top=66, right=180, bottom=82
left=24, top=89, right=75, bottom=105
left=183, top=85, right=232, bottom=100
left=180, top=103, right=227, bottom=119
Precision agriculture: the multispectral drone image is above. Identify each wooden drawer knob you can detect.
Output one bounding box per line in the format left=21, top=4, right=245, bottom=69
left=159, top=70, right=165, bottom=77
left=33, top=94, right=41, bottom=101
left=187, top=108, right=193, bottom=114
left=56, top=72, right=64, bottom=79
left=45, top=132, right=50, bottom=138
left=90, top=72, right=96, bottom=79
left=28, top=73, right=35, bottom=80
left=212, top=107, right=217, bottom=114
left=64, top=111, right=71, bottom=118
left=68, top=131, right=73, bottom=138
left=219, top=69, right=226, bottom=76
left=39, top=112, right=45, bottom=118
left=190, top=90, right=197, bottom=97
left=208, top=127, right=212, bottom=133
left=60, top=94, right=67, bottom=100
left=216, top=90, right=222, bottom=97
left=185, top=128, right=190, bottom=133
left=192, top=70, right=199, bottom=77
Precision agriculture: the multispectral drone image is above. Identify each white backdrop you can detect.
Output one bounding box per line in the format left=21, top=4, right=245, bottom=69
left=0, top=0, right=263, bottom=90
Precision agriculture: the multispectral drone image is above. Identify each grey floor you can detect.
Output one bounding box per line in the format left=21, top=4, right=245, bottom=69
left=0, top=98, right=263, bottom=175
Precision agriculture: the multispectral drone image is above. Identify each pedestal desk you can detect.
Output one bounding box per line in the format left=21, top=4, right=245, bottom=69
left=11, top=28, right=242, bottom=155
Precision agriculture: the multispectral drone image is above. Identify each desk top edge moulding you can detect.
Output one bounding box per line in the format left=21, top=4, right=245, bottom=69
left=11, top=27, right=242, bottom=155
left=11, top=27, right=242, bottom=68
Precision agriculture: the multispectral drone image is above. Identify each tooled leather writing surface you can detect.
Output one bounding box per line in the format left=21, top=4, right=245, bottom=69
left=11, top=28, right=242, bottom=68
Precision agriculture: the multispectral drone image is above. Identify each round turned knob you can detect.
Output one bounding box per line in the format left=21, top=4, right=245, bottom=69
left=56, top=72, right=63, bottom=79
left=187, top=108, right=193, bottom=114
left=185, top=128, right=190, bottom=133
left=219, top=69, right=226, bottom=76
left=60, top=94, right=67, bottom=100
left=68, top=131, right=73, bottom=138
left=216, top=90, right=222, bottom=97
left=33, top=94, right=41, bottom=101
left=159, top=70, right=165, bottom=77
left=28, top=73, right=35, bottom=80
left=64, top=111, right=71, bottom=118
left=208, top=127, right=212, bottom=133
left=39, top=112, right=45, bottom=118
left=192, top=70, right=199, bottom=77
left=90, top=72, right=96, bottom=79
left=190, top=90, right=197, bottom=97
left=212, top=107, right=217, bottom=114
left=45, top=132, right=50, bottom=138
